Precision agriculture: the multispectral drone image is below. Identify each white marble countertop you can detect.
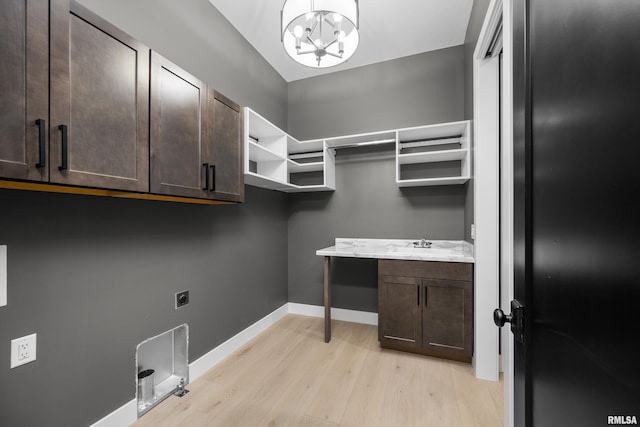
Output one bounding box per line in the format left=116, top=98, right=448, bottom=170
left=316, top=238, right=474, bottom=263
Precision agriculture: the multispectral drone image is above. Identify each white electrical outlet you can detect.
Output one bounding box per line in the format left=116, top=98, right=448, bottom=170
left=11, top=333, right=37, bottom=368
left=471, top=224, right=476, bottom=240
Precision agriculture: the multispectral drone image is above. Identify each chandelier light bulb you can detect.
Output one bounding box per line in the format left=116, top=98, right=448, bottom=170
left=333, top=13, right=343, bottom=23
left=337, top=30, right=346, bottom=42
left=293, top=25, right=304, bottom=38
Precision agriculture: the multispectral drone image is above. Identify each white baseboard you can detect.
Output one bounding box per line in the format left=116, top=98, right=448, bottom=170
left=288, top=302, right=378, bottom=326
left=189, top=303, right=289, bottom=380
left=89, top=302, right=375, bottom=427
left=89, top=399, right=137, bottom=427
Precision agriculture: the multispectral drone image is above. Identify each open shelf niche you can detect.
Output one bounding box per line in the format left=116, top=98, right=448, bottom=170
left=396, top=120, right=471, bottom=186
left=244, top=108, right=289, bottom=191
left=244, top=107, right=335, bottom=193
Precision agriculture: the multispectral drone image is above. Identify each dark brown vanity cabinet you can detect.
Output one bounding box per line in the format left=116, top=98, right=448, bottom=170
left=378, top=259, right=473, bottom=362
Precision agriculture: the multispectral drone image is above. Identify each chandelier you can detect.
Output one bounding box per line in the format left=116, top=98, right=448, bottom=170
left=281, top=0, right=360, bottom=68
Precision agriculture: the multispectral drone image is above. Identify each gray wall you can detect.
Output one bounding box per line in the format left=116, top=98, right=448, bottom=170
left=288, top=148, right=467, bottom=311
left=0, top=188, right=287, bottom=427
left=287, top=47, right=467, bottom=311
left=288, top=46, right=465, bottom=140
left=0, top=1, right=289, bottom=426
left=463, top=0, right=492, bottom=241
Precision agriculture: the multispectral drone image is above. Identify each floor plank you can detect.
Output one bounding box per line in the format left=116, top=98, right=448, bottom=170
left=131, top=315, right=503, bottom=427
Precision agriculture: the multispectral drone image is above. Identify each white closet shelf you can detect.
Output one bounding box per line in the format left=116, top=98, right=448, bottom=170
left=398, top=148, right=467, bottom=165
left=397, top=176, right=470, bottom=187
left=325, top=131, right=397, bottom=148
left=399, top=136, right=461, bottom=149
left=288, top=159, right=324, bottom=173
left=245, top=171, right=288, bottom=190
left=282, top=184, right=334, bottom=193
left=289, top=139, right=323, bottom=154
left=248, top=141, right=285, bottom=163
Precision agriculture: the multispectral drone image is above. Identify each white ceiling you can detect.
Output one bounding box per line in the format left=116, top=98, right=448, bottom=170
left=208, top=0, right=474, bottom=82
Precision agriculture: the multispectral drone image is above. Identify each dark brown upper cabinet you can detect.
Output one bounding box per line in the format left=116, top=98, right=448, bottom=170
left=0, top=0, right=149, bottom=191
left=150, top=52, right=207, bottom=199
left=1, top=0, right=243, bottom=204
left=151, top=57, right=244, bottom=202
left=207, top=90, right=244, bottom=202
left=48, top=0, right=149, bottom=192
left=0, top=0, right=49, bottom=182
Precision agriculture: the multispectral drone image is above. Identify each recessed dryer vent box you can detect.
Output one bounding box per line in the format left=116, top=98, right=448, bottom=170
left=136, top=324, right=189, bottom=418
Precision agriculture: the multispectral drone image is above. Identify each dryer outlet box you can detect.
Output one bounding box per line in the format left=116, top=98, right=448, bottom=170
left=176, top=290, right=189, bottom=308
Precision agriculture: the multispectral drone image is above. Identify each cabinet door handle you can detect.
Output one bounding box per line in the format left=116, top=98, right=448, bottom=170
left=417, top=286, right=420, bottom=306
left=58, top=124, right=68, bottom=171
left=202, top=163, right=209, bottom=190
left=424, top=286, right=428, bottom=307
left=210, top=165, right=216, bottom=192
left=35, top=119, right=46, bottom=169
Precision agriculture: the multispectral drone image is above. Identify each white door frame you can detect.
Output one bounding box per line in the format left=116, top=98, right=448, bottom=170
left=473, top=0, right=514, bottom=425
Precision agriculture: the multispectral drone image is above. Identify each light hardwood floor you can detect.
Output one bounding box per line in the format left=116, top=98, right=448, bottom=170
left=131, top=315, right=503, bottom=427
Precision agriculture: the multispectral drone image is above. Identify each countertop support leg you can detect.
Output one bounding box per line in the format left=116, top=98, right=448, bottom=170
left=324, top=256, right=331, bottom=343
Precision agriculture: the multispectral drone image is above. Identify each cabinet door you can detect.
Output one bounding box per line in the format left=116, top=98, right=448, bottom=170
left=150, top=52, right=207, bottom=198
left=378, top=275, right=422, bottom=348
left=0, top=0, right=48, bottom=182
left=49, top=0, right=149, bottom=191
left=205, top=90, right=244, bottom=202
left=422, top=279, right=473, bottom=360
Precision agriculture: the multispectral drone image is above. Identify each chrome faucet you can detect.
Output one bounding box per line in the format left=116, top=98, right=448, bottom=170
left=413, top=238, right=432, bottom=248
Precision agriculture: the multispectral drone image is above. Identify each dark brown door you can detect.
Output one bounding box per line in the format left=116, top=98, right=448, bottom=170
left=49, top=0, right=149, bottom=191
left=207, top=90, right=244, bottom=202
left=423, top=279, right=472, bottom=361
left=150, top=52, right=207, bottom=198
left=0, top=0, right=49, bottom=182
left=378, top=275, right=421, bottom=348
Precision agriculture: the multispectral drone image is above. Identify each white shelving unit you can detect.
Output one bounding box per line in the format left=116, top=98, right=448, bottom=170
left=285, top=138, right=335, bottom=193
left=244, top=108, right=335, bottom=193
left=244, top=107, right=471, bottom=192
left=396, top=120, right=471, bottom=187
left=244, top=108, right=288, bottom=191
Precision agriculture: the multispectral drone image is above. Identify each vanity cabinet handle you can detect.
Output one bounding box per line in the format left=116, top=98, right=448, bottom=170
left=417, top=286, right=420, bottom=306
left=35, top=119, right=46, bottom=168
left=209, top=165, right=216, bottom=192
left=58, top=124, right=68, bottom=171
